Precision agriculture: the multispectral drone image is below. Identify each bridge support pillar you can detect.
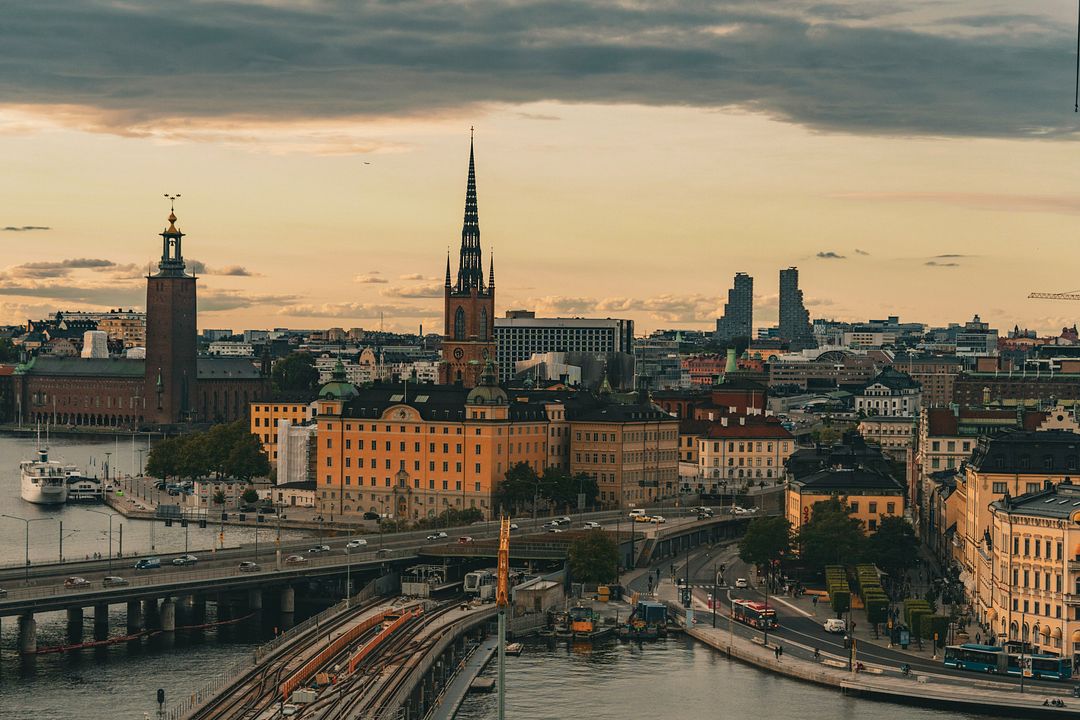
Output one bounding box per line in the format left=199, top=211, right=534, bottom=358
left=66, top=607, right=84, bottom=641
left=142, top=598, right=159, bottom=629
left=18, top=614, right=36, bottom=655
left=191, top=594, right=206, bottom=622
left=248, top=589, right=263, bottom=611
left=160, top=598, right=176, bottom=633
left=94, top=604, right=109, bottom=639
left=127, top=600, right=143, bottom=633
left=280, top=586, right=295, bottom=614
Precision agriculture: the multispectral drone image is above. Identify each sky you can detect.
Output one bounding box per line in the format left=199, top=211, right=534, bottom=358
left=2, top=0, right=1080, bottom=336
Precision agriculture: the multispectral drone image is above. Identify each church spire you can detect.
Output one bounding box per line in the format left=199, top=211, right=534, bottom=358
left=445, top=249, right=452, bottom=287
left=488, top=252, right=495, bottom=289
left=455, top=128, right=485, bottom=294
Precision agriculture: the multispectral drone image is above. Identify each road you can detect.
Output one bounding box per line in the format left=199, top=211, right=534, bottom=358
left=626, top=541, right=1074, bottom=695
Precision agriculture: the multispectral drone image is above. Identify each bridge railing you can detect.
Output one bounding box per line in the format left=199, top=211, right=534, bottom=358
left=0, top=548, right=414, bottom=606
left=166, top=575, right=384, bottom=720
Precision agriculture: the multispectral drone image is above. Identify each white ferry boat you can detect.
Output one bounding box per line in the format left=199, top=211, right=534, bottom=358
left=20, top=446, right=69, bottom=505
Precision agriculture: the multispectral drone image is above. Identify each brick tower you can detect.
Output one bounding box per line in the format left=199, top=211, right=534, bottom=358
left=145, top=207, right=197, bottom=424
left=440, top=134, right=495, bottom=387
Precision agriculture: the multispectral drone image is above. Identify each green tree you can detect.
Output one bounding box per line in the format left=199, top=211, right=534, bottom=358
left=225, top=429, right=270, bottom=481
left=176, top=434, right=210, bottom=481
left=212, top=489, right=226, bottom=506
left=799, top=497, right=866, bottom=570
left=739, top=516, right=793, bottom=573
left=272, top=352, right=319, bottom=393
left=568, top=532, right=618, bottom=584
left=541, top=467, right=599, bottom=512
left=146, top=436, right=181, bottom=479
left=241, top=487, right=260, bottom=505
left=496, top=462, right=540, bottom=515
left=866, top=516, right=919, bottom=582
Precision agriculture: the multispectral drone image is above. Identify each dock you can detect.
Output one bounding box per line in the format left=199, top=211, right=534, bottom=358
left=427, top=636, right=498, bottom=720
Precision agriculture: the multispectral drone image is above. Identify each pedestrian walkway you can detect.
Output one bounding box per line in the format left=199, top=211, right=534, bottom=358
left=426, top=636, right=498, bottom=720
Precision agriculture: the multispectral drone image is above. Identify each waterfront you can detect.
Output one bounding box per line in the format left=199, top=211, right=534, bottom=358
left=457, top=636, right=992, bottom=720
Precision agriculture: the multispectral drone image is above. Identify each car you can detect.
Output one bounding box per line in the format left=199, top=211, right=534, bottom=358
left=554, top=516, right=571, bottom=525
left=694, top=506, right=713, bottom=516
left=172, top=554, right=199, bottom=566
left=64, top=576, right=91, bottom=589
left=375, top=548, right=392, bottom=557
left=634, top=515, right=652, bottom=523
left=134, top=557, right=161, bottom=570
left=258, top=505, right=277, bottom=515
left=345, top=539, right=368, bottom=549
left=103, top=576, right=129, bottom=587
left=733, top=506, right=758, bottom=515
left=583, top=521, right=601, bottom=529
left=363, top=511, right=380, bottom=520
left=285, top=554, right=307, bottom=565
left=509, top=523, right=519, bottom=531
left=734, top=578, right=749, bottom=589
left=823, top=618, right=847, bottom=634
left=0, top=588, right=7, bottom=598
left=426, top=533, right=443, bottom=541
left=238, top=561, right=260, bottom=572
left=650, top=515, right=666, bottom=524
left=457, top=536, right=474, bottom=544
left=308, top=545, right=331, bottom=554
left=281, top=703, right=299, bottom=716
left=547, top=527, right=564, bottom=533
left=426, top=531, right=449, bottom=540
left=628, top=508, right=646, bottom=518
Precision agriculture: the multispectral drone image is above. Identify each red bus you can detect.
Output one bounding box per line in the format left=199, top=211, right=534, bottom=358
left=731, top=599, right=777, bottom=630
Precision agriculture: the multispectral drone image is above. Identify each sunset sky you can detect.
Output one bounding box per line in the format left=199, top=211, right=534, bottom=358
left=3, top=1, right=1080, bottom=335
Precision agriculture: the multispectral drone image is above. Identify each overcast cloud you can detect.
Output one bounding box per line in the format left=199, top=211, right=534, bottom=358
left=0, top=1, right=1076, bottom=139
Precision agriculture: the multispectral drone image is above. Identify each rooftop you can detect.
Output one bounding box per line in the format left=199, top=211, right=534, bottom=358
left=791, top=467, right=904, bottom=493
left=970, top=430, right=1080, bottom=475
left=992, top=481, right=1080, bottom=519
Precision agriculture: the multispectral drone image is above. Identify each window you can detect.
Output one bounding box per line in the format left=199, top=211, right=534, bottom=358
left=886, top=502, right=895, bottom=514
left=454, top=307, right=465, bottom=340
left=992, top=482, right=1007, bottom=494
left=869, top=502, right=877, bottom=515
left=850, top=502, right=859, bottom=513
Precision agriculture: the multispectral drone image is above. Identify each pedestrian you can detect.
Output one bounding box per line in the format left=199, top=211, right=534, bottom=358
left=812, top=595, right=818, bottom=608
left=774, top=645, right=781, bottom=660
left=814, top=647, right=820, bottom=660
left=778, top=645, right=783, bottom=657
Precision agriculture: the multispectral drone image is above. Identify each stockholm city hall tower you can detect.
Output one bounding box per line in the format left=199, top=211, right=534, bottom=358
left=440, top=135, right=496, bottom=387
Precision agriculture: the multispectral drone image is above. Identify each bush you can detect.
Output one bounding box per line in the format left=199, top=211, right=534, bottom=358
left=919, top=614, right=950, bottom=645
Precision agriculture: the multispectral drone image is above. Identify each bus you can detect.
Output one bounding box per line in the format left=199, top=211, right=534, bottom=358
left=731, top=599, right=777, bottom=630
left=943, top=644, right=1073, bottom=681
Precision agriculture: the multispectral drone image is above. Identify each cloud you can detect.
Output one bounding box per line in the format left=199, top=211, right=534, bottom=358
left=0, top=2, right=1075, bottom=141
left=216, top=265, right=257, bottom=277
left=355, top=274, right=389, bottom=284
left=854, top=248, right=870, bottom=255
left=200, top=289, right=296, bottom=312
left=933, top=254, right=967, bottom=258
left=10, top=257, right=118, bottom=279
left=277, top=302, right=423, bottom=319
left=383, top=283, right=445, bottom=299
left=188, top=259, right=259, bottom=276
left=398, top=273, right=427, bottom=281
left=523, top=292, right=723, bottom=323
left=0, top=281, right=144, bottom=306
left=816, top=251, right=845, bottom=259
left=2, top=225, right=49, bottom=232
left=925, top=260, right=960, bottom=267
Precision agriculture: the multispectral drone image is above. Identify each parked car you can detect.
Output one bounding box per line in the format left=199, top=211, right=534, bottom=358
left=650, top=515, right=666, bottom=524
left=823, top=618, right=847, bottom=634
left=134, top=557, right=161, bottom=570
left=308, top=545, right=331, bottom=554
left=345, top=539, right=368, bottom=549
left=64, top=576, right=91, bottom=589
left=238, top=561, right=260, bottom=572
left=285, top=554, right=307, bottom=565
left=734, top=578, right=749, bottom=589
left=457, top=536, right=474, bottom=544
left=172, top=554, right=199, bottom=566
left=583, top=521, right=602, bottom=529
left=103, top=576, right=129, bottom=587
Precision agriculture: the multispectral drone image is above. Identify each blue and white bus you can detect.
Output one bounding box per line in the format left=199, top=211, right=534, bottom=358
left=944, top=643, right=1072, bottom=680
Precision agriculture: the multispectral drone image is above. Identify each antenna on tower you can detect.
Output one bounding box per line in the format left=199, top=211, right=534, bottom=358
left=164, top=193, right=181, bottom=211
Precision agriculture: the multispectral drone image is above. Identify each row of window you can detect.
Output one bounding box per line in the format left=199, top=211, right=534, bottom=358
left=1011, top=536, right=1064, bottom=561
left=1010, top=568, right=1063, bottom=592
left=701, top=441, right=790, bottom=453
left=1011, top=598, right=1062, bottom=620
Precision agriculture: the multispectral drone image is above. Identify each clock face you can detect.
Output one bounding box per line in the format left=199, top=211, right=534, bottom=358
left=482, top=348, right=489, bottom=359
left=453, top=347, right=464, bottom=360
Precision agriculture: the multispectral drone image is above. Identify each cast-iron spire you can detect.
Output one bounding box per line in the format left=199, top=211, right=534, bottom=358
left=488, top=252, right=495, bottom=290
left=455, top=128, right=484, bottom=293
left=445, top=248, right=452, bottom=287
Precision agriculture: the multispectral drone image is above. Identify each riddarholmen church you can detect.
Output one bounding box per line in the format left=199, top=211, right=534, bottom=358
left=13, top=210, right=268, bottom=428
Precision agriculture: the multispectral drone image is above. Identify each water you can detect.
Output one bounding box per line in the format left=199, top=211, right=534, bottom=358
left=0, top=433, right=309, bottom=719
left=457, top=636, right=993, bottom=720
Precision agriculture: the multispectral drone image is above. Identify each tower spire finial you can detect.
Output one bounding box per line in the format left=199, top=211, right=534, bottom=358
left=488, top=250, right=495, bottom=289
left=455, top=131, right=483, bottom=293
left=445, top=247, right=452, bottom=287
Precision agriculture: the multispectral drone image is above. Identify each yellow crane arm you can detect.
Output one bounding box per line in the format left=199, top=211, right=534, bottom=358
left=1029, top=292, right=1080, bottom=300
left=496, top=516, right=510, bottom=607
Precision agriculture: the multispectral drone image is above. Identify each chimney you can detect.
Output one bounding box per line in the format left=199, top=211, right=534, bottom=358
left=708, top=412, right=715, bottom=421
left=721, top=417, right=728, bottom=427
left=739, top=417, right=745, bottom=425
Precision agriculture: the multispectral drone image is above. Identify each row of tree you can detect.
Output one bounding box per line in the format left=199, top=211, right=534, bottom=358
left=494, top=463, right=600, bottom=516
left=146, top=421, right=270, bottom=482
left=738, top=497, right=919, bottom=592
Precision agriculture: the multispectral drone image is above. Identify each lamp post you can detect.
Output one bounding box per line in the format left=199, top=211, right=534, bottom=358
left=84, top=508, right=115, bottom=573
left=1, top=514, right=56, bottom=582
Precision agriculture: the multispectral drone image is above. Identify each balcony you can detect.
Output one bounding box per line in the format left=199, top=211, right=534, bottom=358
left=1064, top=594, right=1080, bottom=606
left=1070, top=558, right=1080, bottom=572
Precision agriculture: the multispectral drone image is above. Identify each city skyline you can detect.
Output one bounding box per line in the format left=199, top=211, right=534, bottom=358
left=3, top=1, right=1080, bottom=335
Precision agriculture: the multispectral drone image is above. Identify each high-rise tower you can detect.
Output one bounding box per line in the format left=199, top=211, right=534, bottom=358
left=440, top=134, right=496, bottom=387
left=145, top=208, right=198, bottom=424
left=715, top=272, right=753, bottom=341
left=778, top=267, right=815, bottom=349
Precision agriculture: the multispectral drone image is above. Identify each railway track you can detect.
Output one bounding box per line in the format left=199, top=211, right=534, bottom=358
left=189, top=596, right=386, bottom=720
left=297, top=598, right=470, bottom=720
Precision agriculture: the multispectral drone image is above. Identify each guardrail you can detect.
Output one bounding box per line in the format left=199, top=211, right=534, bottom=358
left=0, top=548, right=414, bottom=608
left=166, top=576, right=384, bottom=720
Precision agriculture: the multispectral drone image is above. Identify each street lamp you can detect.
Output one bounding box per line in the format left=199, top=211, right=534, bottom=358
left=84, top=508, right=115, bottom=573
left=1, top=514, right=56, bottom=583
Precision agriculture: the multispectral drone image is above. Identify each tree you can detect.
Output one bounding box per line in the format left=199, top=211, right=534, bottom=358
left=739, top=516, right=793, bottom=571
left=241, top=488, right=260, bottom=505
left=272, top=352, right=319, bottom=393
left=146, top=436, right=181, bottom=479
left=496, top=462, right=540, bottom=515
left=212, top=490, right=226, bottom=506
left=542, top=467, right=598, bottom=512
left=0, top=337, right=17, bottom=362
left=225, top=429, right=270, bottom=481
left=799, top=497, right=866, bottom=570
left=867, top=516, right=918, bottom=584
left=568, top=532, right=618, bottom=584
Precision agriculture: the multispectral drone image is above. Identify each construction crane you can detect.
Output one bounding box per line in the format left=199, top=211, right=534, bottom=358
left=496, top=515, right=511, bottom=720
left=1029, top=291, right=1080, bottom=301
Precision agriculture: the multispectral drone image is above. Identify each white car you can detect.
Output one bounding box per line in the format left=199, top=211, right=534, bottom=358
left=628, top=509, right=646, bottom=519
left=583, top=521, right=602, bottom=529
left=345, top=539, right=368, bottom=549
left=650, top=515, right=666, bottom=524
left=509, top=523, right=519, bottom=531
left=824, top=618, right=847, bottom=633
left=308, top=545, right=331, bottom=554
left=734, top=578, right=749, bottom=589
left=172, top=554, right=199, bottom=566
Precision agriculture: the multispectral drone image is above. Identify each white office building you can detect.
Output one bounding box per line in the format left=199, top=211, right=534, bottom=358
left=494, top=312, right=633, bottom=383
